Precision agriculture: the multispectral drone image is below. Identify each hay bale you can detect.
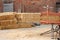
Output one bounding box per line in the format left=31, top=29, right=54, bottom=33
left=19, top=22, right=33, bottom=28
left=0, top=12, right=15, bottom=20
left=40, top=15, right=60, bottom=24
left=0, top=19, right=17, bottom=26
left=1, top=24, right=20, bottom=29
left=16, top=13, right=41, bottom=23
left=0, top=26, right=2, bottom=29
left=0, top=22, right=32, bottom=29
left=6, top=24, right=20, bottom=29
left=32, top=14, right=40, bottom=22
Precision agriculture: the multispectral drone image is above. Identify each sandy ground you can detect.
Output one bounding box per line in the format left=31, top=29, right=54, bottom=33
left=0, top=24, right=57, bottom=40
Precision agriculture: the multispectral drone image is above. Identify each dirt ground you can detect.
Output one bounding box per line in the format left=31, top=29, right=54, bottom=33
left=0, top=24, right=57, bottom=40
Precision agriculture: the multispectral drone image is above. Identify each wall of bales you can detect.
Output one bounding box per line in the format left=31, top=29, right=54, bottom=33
left=16, top=13, right=41, bottom=22
left=0, top=12, right=41, bottom=29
